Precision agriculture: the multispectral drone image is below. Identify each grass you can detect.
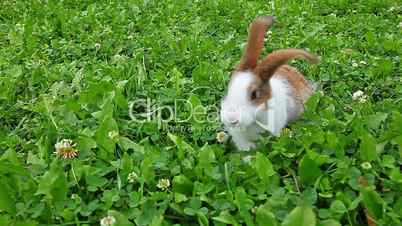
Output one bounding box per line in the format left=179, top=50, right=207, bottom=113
left=0, top=0, right=401, bottom=225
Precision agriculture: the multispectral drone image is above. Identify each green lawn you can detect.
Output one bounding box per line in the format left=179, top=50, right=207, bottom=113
left=0, top=0, right=401, bottom=225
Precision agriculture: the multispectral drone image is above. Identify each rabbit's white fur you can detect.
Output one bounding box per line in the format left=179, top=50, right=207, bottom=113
left=221, top=71, right=297, bottom=150
left=219, top=16, right=317, bottom=151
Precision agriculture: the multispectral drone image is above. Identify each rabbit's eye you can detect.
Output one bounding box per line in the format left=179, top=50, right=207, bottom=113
left=250, top=90, right=259, bottom=100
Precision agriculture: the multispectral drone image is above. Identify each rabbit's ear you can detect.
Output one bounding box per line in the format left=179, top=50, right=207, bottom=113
left=255, top=49, right=319, bottom=81
left=237, top=16, right=275, bottom=71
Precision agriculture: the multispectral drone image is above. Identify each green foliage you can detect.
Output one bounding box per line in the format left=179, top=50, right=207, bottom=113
left=0, top=0, right=401, bottom=225
left=282, top=205, right=316, bottom=226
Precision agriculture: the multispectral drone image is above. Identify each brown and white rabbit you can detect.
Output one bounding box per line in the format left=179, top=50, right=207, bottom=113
left=220, top=16, right=318, bottom=151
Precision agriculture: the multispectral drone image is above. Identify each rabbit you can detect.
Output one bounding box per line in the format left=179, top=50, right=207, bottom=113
left=220, top=16, right=319, bottom=151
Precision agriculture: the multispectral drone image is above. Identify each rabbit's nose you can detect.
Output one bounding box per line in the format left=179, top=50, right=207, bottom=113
left=226, top=112, right=240, bottom=125
left=229, top=119, right=239, bottom=125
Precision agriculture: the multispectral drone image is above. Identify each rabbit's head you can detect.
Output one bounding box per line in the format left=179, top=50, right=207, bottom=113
left=220, top=16, right=318, bottom=129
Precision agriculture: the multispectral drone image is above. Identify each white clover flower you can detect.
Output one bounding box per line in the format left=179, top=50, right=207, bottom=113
left=100, top=215, right=116, bottom=226
left=359, top=60, right=367, bottom=65
left=251, top=207, right=257, bottom=214
left=108, top=131, right=119, bottom=140
left=352, top=90, right=365, bottom=101
left=352, top=90, right=368, bottom=103
left=95, top=43, right=101, bottom=50
left=361, top=162, right=372, bottom=170
left=156, top=178, right=170, bottom=191
left=127, top=172, right=138, bottom=183
left=267, top=30, right=273, bottom=35
left=352, top=62, right=358, bottom=67
left=54, top=139, right=78, bottom=159
left=216, top=131, right=228, bottom=143
left=359, top=97, right=367, bottom=103
left=71, top=194, right=79, bottom=199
